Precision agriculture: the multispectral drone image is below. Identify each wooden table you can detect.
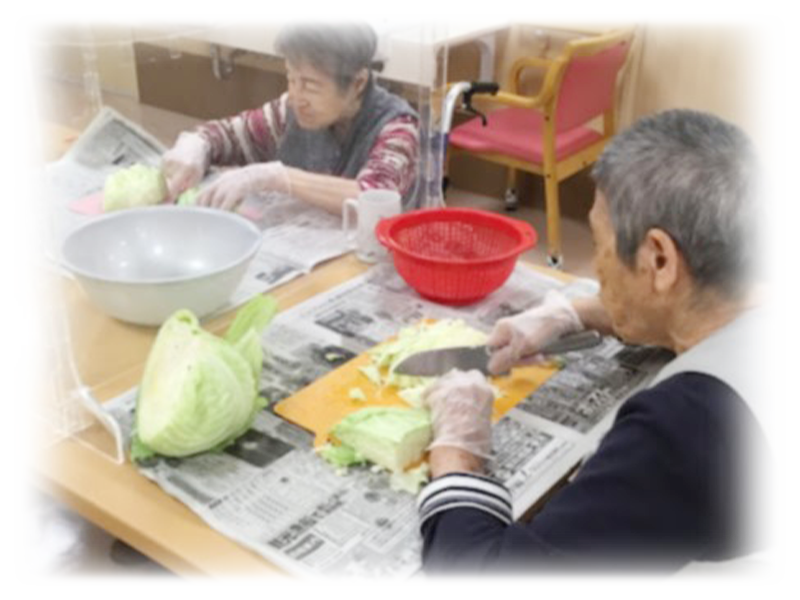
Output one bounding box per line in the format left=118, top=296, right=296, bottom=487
left=39, top=121, right=576, bottom=575
left=39, top=251, right=575, bottom=575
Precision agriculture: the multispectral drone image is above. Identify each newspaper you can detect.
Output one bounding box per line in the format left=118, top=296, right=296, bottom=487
left=44, top=107, right=350, bottom=313
left=103, top=262, right=673, bottom=577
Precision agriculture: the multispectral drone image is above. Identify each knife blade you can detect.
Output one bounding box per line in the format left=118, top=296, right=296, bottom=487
left=392, top=330, right=603, bottom=377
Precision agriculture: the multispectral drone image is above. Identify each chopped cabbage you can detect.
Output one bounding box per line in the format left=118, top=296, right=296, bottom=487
left=390, top=463, right=430, bottom=494
left=317, top=443, right=366, bottom=469
left=348, top=387, right=367, bottom=402
left=131, top=295, right=278, bottom=460
left=329, top=407, right=432, bottom=473
left=319, top=320, right=488, bottom=492
left=103, top=163, right=167, bottom=212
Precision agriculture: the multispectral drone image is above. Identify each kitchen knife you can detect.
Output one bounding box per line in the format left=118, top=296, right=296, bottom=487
left=392, top=330, right=603, bottom=377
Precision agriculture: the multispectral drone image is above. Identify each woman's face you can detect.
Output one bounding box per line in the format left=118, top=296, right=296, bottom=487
left=286, top=60, right=366, bottom=130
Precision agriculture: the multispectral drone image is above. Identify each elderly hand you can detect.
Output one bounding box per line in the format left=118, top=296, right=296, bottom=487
left=197, top=162, right=291, bottom=212
left=423, top=369, right=494, bottom=458
left=487, top=290, right=584, bottom=375
left=161, top=132, right=210, bottom=201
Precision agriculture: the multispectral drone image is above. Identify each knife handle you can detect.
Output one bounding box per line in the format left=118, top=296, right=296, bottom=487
left=539, top=330, right=603, bottom=355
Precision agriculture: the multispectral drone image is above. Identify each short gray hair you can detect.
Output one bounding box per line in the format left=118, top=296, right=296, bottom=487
left=592, top=109, right=758, bottom=300
left=275, top=23, right=381, bottom=92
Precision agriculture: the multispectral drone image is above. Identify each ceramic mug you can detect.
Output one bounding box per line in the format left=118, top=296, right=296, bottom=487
left=342, top=189, right=402, bottom=262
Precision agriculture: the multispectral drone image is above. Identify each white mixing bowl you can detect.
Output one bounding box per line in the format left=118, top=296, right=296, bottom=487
left=61, top=206, right=262, bottom=326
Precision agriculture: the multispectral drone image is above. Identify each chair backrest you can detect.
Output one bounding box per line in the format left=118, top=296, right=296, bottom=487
left=553, top=34, right=632, bottom=131
left=517, top=21, right=637, bottom=131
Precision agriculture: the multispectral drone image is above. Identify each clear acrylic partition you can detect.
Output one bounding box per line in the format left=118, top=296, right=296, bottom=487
left=35, top=22, right=448, bottom=464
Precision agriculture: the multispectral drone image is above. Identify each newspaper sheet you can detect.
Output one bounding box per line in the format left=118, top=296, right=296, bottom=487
left=44, top=107, right=350, bottom=314
left=103, top=262, right=673, bottom=577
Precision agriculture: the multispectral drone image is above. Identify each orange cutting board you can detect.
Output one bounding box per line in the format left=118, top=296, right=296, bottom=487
left=274, top=339, right=559, bottom=447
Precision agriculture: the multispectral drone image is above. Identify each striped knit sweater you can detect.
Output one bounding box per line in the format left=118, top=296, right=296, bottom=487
left=194, top=92, right=419, bottom=200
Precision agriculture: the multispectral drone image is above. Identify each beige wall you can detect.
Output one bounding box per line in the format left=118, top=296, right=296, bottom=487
left=630, top=26, right=753, bottom=134
left=41, top=27, right=139, bottom=98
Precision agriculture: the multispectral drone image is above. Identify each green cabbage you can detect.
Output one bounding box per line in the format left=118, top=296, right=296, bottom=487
left=131, top=295, right=279, bottom=460
left=177, top=186, right=200, bottom=206
left=329, top=407, right=432, bottom=473
left=103, top=164, right=168, bottom=212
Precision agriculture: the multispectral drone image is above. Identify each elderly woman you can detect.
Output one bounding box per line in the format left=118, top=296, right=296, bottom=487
left=162, top=23, right=419, bottom=214
left=418, top=109, right=766, bottom=572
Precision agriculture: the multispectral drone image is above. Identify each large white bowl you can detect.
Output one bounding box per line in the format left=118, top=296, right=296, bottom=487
left=62, top=206, right=262, bottom=326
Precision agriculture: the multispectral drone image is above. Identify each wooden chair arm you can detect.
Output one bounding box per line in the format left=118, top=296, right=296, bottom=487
left=479, top=90, right=544, bottom=110
left=509, top=55, right=552, bottom=89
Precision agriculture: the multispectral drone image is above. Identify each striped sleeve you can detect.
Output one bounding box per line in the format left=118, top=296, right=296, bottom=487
left=356, top=114, right=419, bottom=198
left=417, top=472, right=513, bottom=530
left=195, top=94, right=288, bottom=167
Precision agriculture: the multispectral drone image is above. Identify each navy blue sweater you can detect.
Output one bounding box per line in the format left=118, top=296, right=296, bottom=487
left=419, top=373, right=766, bottom=573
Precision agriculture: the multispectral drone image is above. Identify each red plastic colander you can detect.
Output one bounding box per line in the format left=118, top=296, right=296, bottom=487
left=375, top=208, right=537, bottom=305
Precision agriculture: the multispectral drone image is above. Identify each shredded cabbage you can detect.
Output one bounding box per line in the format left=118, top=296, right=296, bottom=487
left=103, top=164, right=168, bottom=211
left=320, top=320, right=490, bottom=492
left=368, top=319, right=488, bottom=407
left=131, top=295, right=278, bottom=460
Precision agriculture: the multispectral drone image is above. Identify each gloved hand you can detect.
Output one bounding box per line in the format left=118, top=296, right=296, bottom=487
left=196, top=162, right=291, bottom=212
left=161, top=132, right=210, bottom=201
left=423, top=369, right=494, bottom=458
left=487, top=290, right=584, bottom=375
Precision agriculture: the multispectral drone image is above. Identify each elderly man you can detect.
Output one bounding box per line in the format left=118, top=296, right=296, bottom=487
left=419, top=109, right=766, bottom=572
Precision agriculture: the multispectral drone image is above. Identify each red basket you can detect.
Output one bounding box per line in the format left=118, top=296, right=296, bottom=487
left=376, top=208, right=537, bottom=305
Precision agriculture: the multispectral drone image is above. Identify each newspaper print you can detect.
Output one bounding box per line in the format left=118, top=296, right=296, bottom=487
left=44, top=107, right=350, bottom=310
left=102, top=262, right=672, bottom=576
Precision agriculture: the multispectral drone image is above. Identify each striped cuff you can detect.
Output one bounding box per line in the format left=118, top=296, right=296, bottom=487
left=417, top=472, right=513, bottom=529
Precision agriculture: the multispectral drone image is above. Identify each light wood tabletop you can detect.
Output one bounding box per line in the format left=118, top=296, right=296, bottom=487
left=38, top=122, right=575, bottom=575
left=40, top=253, right=575, bottom=576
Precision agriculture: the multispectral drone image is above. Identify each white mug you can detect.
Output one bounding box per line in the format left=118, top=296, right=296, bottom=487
left=342, top=189, right=402, bottom=262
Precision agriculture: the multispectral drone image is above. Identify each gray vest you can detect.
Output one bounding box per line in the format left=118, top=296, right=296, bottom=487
left=277, top=78, right=417, bottom=202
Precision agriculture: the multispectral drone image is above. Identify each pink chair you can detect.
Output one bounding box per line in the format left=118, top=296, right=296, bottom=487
left=448, top=29, right=634, bottom=268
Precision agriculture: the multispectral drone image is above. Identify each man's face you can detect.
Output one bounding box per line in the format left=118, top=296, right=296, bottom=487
left=286, top=60, right=362, bottom=130
left=589, top=192, right=660, bottom=345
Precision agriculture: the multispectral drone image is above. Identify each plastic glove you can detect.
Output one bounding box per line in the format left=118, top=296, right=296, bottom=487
left=423, top=369, right=494, bottom=458
left=196, top=162, right=291, bottom=212
left=487, top=290, right=584, bottom=375
left=161, top=132, right=210, bottom=201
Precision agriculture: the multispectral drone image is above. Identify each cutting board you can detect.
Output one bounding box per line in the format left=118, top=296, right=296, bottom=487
left=274, top=338, right=558, bottom=447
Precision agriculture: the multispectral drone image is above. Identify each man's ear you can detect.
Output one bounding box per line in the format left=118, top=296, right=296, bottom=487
left=638, top=228, right=681, bottom=294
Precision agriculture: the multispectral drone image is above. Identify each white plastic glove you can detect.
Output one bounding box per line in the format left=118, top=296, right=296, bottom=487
left=423, top=369, right=495, bottom=458
left=487, top=290, right=584, bottom=375
left=161, top=132, right=210, bottom=201
left=196, top=162, right=291, bottom=212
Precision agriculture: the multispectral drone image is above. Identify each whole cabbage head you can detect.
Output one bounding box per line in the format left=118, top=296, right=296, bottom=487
left=131, top=295, right=278, bottom=460
left=103, top=164, right=167, bottom=212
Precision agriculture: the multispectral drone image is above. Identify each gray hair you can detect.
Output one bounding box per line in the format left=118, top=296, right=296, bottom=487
left=275, top=22, right=382, bottom=92
left=592, top=109, right=758, bottom=300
